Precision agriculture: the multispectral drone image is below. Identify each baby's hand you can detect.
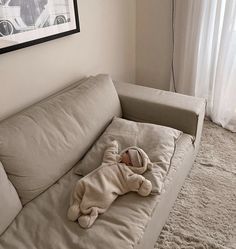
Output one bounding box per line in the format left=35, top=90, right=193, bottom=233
left=138, top=179, right=152, bottom=196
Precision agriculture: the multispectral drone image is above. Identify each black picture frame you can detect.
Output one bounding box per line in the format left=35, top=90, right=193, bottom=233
left=0, top=0, right=80, bottom=54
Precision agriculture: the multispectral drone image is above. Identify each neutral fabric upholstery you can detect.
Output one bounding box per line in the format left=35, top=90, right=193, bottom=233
left=0, top=161, right=22, bottom=235
left=0, top=74, right=122, bottom=204
left=75, top=117, right=183, bottom=194
left=0, top=134, right=193, bottom=249
left=114, top=82, right=206, bottom=139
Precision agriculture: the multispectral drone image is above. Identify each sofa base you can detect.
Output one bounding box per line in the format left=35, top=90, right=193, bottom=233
left=135, top=135, right=197, bottom=249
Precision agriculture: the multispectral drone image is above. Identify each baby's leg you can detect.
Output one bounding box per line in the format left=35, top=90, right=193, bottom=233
left=78, top=207, right=99, bottom=229
left=68, top=181, right=84, bottom=221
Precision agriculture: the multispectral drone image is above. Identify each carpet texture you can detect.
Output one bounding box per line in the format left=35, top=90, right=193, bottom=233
left=155, top=120, right=236, bottom=249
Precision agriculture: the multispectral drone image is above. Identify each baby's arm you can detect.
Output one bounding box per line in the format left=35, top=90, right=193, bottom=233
left=102, top=140, right=119, bottom=163
left=126, top=172, right=152, bottom=196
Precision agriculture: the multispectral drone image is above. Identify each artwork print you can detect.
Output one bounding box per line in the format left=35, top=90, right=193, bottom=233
left=0, top=0, right=79, bottom=54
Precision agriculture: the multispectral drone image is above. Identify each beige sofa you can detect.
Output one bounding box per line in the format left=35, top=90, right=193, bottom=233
left=0, top=74, right=205, bottom=249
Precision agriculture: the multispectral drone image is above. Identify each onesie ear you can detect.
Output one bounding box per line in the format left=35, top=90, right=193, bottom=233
left=110, top=138, right=115, bottom=143
left=110, top=139, right=118, bottom=147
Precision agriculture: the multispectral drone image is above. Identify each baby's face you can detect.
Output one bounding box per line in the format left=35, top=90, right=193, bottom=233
left=120, top=152, right=133, bottom=166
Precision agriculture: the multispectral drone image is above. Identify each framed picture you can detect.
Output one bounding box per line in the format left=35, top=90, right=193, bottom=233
left=0, top=0, right=80, bottom=54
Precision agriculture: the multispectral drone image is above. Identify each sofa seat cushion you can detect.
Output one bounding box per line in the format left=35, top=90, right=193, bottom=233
left=0, top=74, right=121, bottom=204
left=75, top=117, right=182, bottom=194
left=0, top=134, right=193, bottom=249
left=0, top=162, right=22, bottom=235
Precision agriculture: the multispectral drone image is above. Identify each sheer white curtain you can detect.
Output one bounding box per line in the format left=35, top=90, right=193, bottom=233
left=171, top=0, right=236, bottom=132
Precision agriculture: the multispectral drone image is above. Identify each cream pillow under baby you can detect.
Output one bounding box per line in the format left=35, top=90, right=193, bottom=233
left=75, top=117, right=182, bottom=194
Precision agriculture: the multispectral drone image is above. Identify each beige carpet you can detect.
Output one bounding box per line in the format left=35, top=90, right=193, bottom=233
left=155, top=120, right=236, bottom=249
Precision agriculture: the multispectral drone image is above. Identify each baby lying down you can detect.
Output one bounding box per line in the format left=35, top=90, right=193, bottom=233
left=67, top=140, right=153, bottom=228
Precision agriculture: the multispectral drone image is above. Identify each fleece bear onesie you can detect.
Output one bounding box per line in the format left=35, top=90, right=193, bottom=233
left=67, top=140, right=153, bottom=228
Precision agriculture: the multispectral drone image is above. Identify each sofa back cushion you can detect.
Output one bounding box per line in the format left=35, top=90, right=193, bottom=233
left=0, top=161, right=22, bottom=235
left=0, top=74, right=122, bottom=204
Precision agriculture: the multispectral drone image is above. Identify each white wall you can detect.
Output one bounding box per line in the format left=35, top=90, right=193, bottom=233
left=136, top=0, right=172, bottom=90
left=0, top=0, right=136, bottom=120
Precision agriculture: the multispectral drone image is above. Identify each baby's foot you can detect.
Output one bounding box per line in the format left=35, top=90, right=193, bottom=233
left=78, top=214, right=97, bottom=228
left=67, top=204, right=80, bottom=221
left=78, top=208, right=99, bottom=228
left=78, top=215, right=91, bottom=228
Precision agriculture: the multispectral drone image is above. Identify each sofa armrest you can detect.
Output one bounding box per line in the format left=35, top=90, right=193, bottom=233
left=114, top=82, right=206, bottom=141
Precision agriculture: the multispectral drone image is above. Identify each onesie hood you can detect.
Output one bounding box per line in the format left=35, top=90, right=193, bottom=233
left=119, top=146, right=152, bottom=174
